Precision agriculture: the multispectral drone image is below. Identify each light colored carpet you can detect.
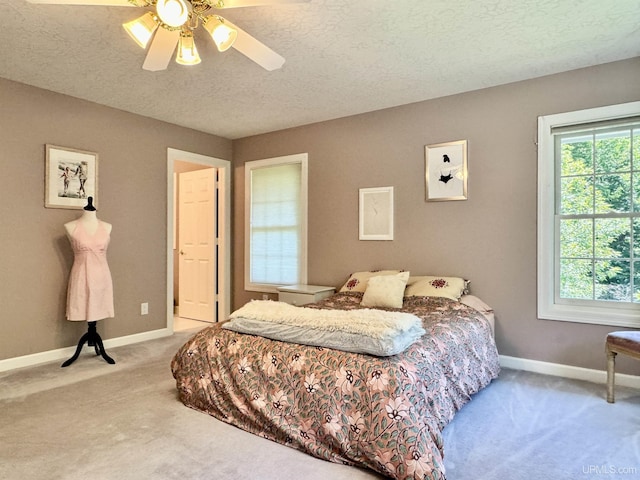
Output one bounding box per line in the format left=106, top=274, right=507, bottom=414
left=442, top=369, right=640, bottom=479
left=1, top=328, right=638, bottom=480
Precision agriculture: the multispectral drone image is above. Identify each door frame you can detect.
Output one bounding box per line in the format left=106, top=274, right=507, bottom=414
left=166, top=148, right=231, bottom=332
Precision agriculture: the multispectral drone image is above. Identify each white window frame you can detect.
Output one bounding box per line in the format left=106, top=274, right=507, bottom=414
left=537, top=101, right=640, bottom=327
left=244, top=153, right=308, bottom=293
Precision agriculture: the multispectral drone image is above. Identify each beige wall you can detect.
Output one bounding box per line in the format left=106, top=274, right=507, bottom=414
left=0, top=78, right=231, bottom=361
left=2, top=59, right=639, bottom=375
left=233, top=58, right=640, bottom=375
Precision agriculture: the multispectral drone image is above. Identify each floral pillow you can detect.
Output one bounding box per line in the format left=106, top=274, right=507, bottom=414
left=361, top=272, right=410, bottom=309
left=339, top=270, right=404, bottom=293
left=404, top=276, right=468, bottom=300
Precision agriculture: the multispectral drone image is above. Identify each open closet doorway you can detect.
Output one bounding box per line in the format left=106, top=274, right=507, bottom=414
left=167, top=148, right=231, bottom=332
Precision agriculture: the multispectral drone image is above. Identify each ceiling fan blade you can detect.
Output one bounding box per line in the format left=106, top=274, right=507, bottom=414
left=214, top=0, right=309, bottom=8
left=226, top=22, right=285, bottom=71
left=25, top=0, right=133, bottom=5
left=142, top=28, right=180, bottom=72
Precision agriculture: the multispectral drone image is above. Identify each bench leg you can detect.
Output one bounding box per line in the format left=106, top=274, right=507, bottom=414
left=606, top=348, right=616, bottom=403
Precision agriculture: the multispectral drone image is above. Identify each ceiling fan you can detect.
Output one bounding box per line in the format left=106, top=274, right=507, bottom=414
left=25, top=0, right=310, bottom=71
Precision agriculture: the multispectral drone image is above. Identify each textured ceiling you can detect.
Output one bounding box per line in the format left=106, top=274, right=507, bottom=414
left=0, top=0, right=639, bottom=139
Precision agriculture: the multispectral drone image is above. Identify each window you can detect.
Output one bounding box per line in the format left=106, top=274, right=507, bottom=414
left=245, top=153, right=308, bottom=292
left=538, top=102, right=640, bottom=327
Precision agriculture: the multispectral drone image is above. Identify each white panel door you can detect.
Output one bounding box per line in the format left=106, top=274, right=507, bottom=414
left=178, top=168, right=217, bottom=322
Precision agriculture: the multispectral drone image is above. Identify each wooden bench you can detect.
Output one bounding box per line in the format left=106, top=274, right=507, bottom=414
left=606, top=331, right=640, bottom=403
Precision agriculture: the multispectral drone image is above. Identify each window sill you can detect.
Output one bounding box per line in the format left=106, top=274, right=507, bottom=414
left=538, top=301, right=640, bottom=328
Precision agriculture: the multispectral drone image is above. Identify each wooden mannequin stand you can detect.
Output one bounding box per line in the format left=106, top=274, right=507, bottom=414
left=61, top=321, right=115, bottom=367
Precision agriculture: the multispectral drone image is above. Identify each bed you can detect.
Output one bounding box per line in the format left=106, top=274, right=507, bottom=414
left=171, top=272, right=500, bottom=479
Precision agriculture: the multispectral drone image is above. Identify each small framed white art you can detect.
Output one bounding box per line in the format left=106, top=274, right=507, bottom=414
left=359, top=186, right=394, bottom=241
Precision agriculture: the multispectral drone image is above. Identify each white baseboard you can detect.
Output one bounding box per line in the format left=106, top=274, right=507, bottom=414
left=0, top=328, right=172, bottom=373
left=500, top=355, right=640, bottom=389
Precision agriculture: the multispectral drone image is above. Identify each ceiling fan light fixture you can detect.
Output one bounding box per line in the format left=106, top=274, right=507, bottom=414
left=176, top=32, right=201, bottom=66
left=122, top=12, right=159, bottom=49
left=203, top=16, right=237, bottom=52
left=156, top=0, right=190, bottom=28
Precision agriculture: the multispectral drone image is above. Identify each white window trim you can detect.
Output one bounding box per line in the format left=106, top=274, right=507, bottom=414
left=244, top=153, right=308, bottom=293
left=537, top=101, right=640, bottom=327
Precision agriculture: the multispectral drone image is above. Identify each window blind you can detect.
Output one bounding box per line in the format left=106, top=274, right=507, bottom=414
left=249, top=162, right=302, bottom=285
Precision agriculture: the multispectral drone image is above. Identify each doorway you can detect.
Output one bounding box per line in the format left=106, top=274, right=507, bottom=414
left=166, top=148, right=231, bottom=333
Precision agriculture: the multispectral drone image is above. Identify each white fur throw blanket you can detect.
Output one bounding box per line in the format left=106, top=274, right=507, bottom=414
left=225, top=301, right=426, bottom=356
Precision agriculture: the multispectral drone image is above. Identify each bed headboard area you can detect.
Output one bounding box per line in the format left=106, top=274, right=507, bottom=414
left=337, top=269, right=495, bottom=336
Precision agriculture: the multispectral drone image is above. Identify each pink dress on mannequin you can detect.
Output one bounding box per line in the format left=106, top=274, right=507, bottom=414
left=66, top=220, right=114, bottom=321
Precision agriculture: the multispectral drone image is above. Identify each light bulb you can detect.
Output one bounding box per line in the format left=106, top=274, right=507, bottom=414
left=203, top=16, right=237, bottom=52
left=122, top=12, right=159, bottom=49
left=156, top=0, right=189, bottom=28
left=176, top=33, right=201, bottom=65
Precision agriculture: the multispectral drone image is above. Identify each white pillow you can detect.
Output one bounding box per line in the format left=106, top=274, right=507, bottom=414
left=405, top=276, right=468, bottom=300
left=361, top=271, right=410, bottom=308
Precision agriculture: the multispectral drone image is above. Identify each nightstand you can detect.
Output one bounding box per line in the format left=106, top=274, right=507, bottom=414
left=277, top=284, right=335, bottom=306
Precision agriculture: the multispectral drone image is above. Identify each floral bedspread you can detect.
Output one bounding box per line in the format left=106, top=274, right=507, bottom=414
left=171, top=293, right=500, bottom=479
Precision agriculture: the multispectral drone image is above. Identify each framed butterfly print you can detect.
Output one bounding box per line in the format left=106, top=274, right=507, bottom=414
left=425, top=140, right=467, bottom=201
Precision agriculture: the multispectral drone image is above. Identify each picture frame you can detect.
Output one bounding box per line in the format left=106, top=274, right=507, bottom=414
left=425, top=139, right=468, bottom=201
left=359, top=186, right=394, bottom=241
left=45, top=144, right=98, bottom=209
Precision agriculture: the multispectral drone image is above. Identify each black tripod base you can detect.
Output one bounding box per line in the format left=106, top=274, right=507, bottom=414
left=61, top=321, right=115, bottom=367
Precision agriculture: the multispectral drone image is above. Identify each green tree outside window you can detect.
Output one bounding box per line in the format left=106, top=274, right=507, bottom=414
left=558, top=127, right=639, bottom=303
